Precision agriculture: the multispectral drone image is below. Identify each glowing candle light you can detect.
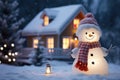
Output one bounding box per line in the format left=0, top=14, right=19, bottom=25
left=45, top=64, right=52, bottom=74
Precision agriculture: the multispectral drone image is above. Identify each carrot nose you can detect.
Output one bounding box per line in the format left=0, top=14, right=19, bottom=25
left=89, top=34, right=93, bottom=37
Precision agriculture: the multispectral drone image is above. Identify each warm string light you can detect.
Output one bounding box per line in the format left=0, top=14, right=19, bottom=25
left=0, top=43, right=17, bottom=63
left=12, top=53, right=15, bottom=56
left=13, top=58, right=16, bottom=62
left=4, top=44, right=7, bottom=48
left=5, top=55, right=8, bottom=58
left=0, top=47, right=3, bottom=50
left=7, top=58, right=16, bottom=62
left=8, top=58, right=11, bottom=62
left=8, top=52, right=12, bottom=56
left=15, top=52, right=18, bottom=55
left=11, top=43, right=15, bottom=47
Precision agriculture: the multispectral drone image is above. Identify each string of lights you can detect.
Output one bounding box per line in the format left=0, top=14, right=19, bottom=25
left=0, top=43, right=18, bottom=64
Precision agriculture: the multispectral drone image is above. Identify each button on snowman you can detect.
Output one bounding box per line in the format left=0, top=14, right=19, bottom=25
left=71, top=13, right=108, bottom=75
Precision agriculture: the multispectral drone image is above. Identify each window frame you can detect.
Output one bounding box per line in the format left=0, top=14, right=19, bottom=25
left=46, top=37, right=54, bottom=49
left=44, top=15, right=49, bottom=26
left=73, top=18, right=80, bottom=29
left=33, top=37, right=39, bottom=48
left=62, top=36, right=71, bottom=49
left=46, top=37, right=54, bottom=53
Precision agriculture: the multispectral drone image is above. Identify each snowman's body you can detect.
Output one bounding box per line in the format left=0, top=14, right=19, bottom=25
left=72, top=47, right=108, bottom=75
left=71, top=23, right=109, bottom=75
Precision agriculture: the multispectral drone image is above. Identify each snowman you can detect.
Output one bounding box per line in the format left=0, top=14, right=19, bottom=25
left=71, top=13, right=108, bottom=75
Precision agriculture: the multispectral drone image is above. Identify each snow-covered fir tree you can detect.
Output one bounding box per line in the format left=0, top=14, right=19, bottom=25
left=34, top=37, right=44, bottom=66
left=0, top=0, right=24, bottom=64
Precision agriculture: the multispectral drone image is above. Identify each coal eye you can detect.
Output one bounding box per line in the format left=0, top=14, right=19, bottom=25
left=92, top=32, right=94, bottom=34
left=85, top=32, right=87, bottom=35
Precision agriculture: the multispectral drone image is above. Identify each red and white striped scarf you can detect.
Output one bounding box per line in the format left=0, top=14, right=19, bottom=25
left=75, top=42, right=101, bottom=71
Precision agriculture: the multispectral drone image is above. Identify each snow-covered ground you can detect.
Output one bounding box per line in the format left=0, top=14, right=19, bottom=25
left=0, top=61, right=120, bottom=80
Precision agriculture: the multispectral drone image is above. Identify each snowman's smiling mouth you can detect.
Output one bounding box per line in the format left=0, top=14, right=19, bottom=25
left=86, top=36, right=94, bottom=40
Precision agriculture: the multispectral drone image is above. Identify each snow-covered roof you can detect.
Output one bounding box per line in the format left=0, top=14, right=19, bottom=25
left=42, top=9, right=58, bottom=18
left=22, top=4, right=86, bottom=36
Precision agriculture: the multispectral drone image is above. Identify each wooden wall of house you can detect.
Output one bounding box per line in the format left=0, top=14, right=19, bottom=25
left=75, top=11, right=85, bottom=19
left=26, top=36, right=34, bottom=47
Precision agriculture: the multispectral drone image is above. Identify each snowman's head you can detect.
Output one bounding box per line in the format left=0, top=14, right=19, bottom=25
left=76, top=24, right=102, bottom=42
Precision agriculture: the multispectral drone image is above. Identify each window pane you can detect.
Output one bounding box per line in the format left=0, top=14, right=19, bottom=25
left=63, top=37, right=70, bottom=49
left=73, top=19, right=80, bottom=28
left=44, top=16, right=49, bottom=26
left=33, top=38, right=39, bottom=48
left=47, top=37, right=54, bottom=49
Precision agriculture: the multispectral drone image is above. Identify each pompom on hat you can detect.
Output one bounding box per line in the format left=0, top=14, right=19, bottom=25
left=80, top=13, right=98, bottom=26
left=76, top=13, right=101, bottom=37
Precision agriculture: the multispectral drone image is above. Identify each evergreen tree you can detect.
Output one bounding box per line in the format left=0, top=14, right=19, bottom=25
left=34, top=38, right=44, bottom=66
left=0, top=0, right=24, bottom=64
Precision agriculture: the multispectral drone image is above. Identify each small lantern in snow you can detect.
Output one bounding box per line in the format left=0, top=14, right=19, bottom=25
left=45, top=63, right=51, bottom=74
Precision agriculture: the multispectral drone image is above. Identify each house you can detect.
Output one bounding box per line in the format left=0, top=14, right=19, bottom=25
left=22, top=5, right=86, bottom=59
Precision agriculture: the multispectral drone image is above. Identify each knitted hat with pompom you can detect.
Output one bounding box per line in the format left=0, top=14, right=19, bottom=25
left=80, top=13, right=98, bottom=26
left=76, top=13, right=101, bottom=37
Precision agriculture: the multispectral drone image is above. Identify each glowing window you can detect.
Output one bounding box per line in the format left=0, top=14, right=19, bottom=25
left=33, top=38, right=39, bottom=48
left=47, top=37, right=54, bottom=53
left=44, top=16, right=49, bottom=26
left=62, top=37, right=70, bottom=49
left=73, top=19, right=80, bottom=28
left=47, top=37, right=54, bottom=49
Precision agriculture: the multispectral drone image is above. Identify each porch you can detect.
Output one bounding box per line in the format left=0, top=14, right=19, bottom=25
left=43, top=48, right=72, bottom=60
left=16, top=48, right=72, bottom=65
